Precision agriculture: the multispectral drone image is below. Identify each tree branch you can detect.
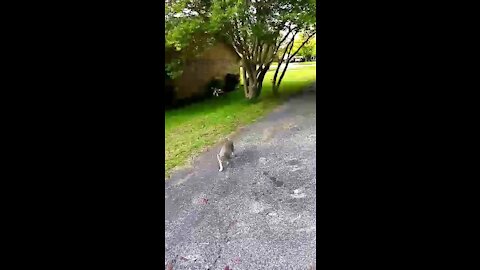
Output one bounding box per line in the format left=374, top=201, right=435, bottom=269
left=287, top=32, right=316, bottom=61
left=272, top=26, right=298, bottom=56
left=272, top=31, right=297, bottom=90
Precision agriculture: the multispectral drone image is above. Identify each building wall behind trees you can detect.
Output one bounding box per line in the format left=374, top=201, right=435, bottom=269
left=165, top=42, right=240, bottom=107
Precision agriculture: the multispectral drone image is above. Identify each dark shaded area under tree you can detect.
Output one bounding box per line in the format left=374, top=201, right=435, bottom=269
left=165, top=72, right=240, bottom=110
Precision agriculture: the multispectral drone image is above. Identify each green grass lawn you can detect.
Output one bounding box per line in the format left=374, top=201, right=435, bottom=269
left=165, top=63, right=316, bottom=178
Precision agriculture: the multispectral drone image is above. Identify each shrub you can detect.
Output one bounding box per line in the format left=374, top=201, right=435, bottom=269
left=224, top=73, right=240, bottom=92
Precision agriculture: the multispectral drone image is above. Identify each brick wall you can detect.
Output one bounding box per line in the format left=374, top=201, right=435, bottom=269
left=173, top=43, right=240, bottom=99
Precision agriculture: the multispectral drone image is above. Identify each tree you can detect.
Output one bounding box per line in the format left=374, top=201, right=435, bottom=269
left=271, top=26, right=315, bottom=94
left=293, top=33, right=316, bottom=60
left=165, top=0, right=316, bottom=99
left=165, top=0, right=216, bottom=79
left=210, top=0, right=316, bottom=98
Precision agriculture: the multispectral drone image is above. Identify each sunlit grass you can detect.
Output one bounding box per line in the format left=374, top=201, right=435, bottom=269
left=165, top=64, right=316, bottom=178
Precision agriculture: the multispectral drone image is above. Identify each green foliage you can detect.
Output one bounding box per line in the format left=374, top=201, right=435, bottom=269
left=293, top=34, right=316, bottom=59
left=165, top=0, right=316, bottom=95
left=209, top=0, right=315, bottom=47
left=165, top=0, right=216, bottom=78
left=165, top=58, right=183, bottom=79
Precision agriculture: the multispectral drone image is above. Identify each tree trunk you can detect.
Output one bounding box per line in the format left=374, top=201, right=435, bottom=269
left=241, top=57, right=272, bottom=100
left=276, top=59, right=292, bottom=90
left=242, top=61, right=262, bottom=100
left=245, top=76, right=258, bottom=100
left=254, top=66, right=269, bottom=98
left=271, top=32, right=316, bottom=95
left=250, top=80, right=261, bottom=99
left=242, top=66, right=249, bottom=97
left=272, top=84, right=280, bottom=96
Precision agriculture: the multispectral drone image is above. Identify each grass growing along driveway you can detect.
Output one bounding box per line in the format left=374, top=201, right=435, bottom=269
left=165, top=63, right=316, bottom=178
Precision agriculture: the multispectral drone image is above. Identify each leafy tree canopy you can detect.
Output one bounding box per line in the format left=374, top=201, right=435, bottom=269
left=293, top=33, right=316, bottom=59
left=165, top=0, right=316, bottom=98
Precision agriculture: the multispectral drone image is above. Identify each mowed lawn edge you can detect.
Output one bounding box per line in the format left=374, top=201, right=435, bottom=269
left=165, top=63, right=316, bottom=179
